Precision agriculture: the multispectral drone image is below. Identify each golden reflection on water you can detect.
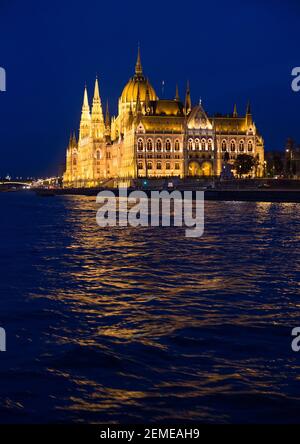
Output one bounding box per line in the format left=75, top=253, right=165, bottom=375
left=27, top=196, right=300, bottom=422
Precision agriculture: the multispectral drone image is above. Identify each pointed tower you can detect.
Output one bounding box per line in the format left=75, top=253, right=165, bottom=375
left=105, top=100, right=111, bottom=140
left=185, top=81, right=192, bottom=115
left=72, top=132, right=77, bottom=148
left=246, top=101, right=253, bottom=126
left=91, top=77, right=105, bottom=140
left=175, top=84, right=180, bottom=102
left=79, top=85, right=91, bottom=140
left=233, top=104, right=238, bottom=118
left=68, top=133, right=73, bottom=149
left=144, top=79, right=151, bottom=113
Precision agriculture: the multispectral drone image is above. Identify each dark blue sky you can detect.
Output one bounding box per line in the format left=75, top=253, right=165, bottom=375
left=0, top=0, right=299, bottom=177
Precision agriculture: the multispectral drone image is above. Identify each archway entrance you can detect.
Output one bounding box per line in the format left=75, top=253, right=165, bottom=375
left=201, top=161, right=213, bottom=177
left=188, top=161, right=201, bottom=177
left=188, top=160, right=213, bottom=177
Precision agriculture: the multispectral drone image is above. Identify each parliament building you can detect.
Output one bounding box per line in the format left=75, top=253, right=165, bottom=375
left=63, top=49, right=265, bottom=187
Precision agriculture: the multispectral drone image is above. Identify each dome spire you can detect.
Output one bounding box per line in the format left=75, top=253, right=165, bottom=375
left=135, top=43, right=143, bottom=76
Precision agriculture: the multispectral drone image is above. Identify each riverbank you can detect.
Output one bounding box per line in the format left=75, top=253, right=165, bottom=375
left=34, top=187, right=300, bottom=203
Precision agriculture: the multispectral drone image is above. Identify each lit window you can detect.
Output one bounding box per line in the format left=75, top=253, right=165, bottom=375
left=166, top=139, right=171, bottom=151
left=96, top=150, right=101, bottom=160
left=147, top=139, right=153, bottom=151
left=175, top=140, right=180, bottom=151
left=138, top=139, right=144, bottom=151
left=188, top=139, right=193, bottom=150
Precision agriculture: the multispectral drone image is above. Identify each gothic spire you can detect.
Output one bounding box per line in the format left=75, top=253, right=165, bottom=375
left=136, top=83, right=142, bottom=116
left=72, top=132, right=77, bottom=146
left=91, top=77, right=104, bottom=139
left=144, top=79, right=151, bottom=112
left=82, top=85, right=90, bottom=113
left=246, top=101, right=251, bottom=115
left=105, top=100, right=110, bottom=127
left=175, top=84, right=180, bottom=101
left=92, top=77, right=104, bottom=119
left=185, top=80, right=192, bottom=115
left=246, top=101, right=253, bottom=126
left=79, top=85, right=91, bottom=139
left=233, top=103, right=238, bottom=117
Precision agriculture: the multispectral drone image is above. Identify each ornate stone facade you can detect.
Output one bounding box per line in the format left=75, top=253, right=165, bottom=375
left=63, top=49, right=265, bottom=187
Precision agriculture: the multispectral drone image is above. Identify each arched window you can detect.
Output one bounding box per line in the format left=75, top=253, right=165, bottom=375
left=248, top=141, right=253, bottom=152
left=147, top=162, right=153, bottom=170
left=175, top=163, right=180, bottom=170
left=165, top=139, right=171, bottom=151
left=147, top=139, right=153, bottom=151
left=188, top=139, right=193, bottom=150
left=156, top=139, right=162, bottom=151
left=96, top=150, right=101, bottom=160
left=138, top=162, right=143, bottom=170
left=157, top=162, right=162, bottom=170
left=138, top=139, right=144, bottom=151
left=195, top=139, right=200, bottom=150
left=230, top=140, right=236, bottom=152
left=73, top=158, right=77, bottom=166
left=175, top=140, right=180, bottom=151
left=239, top=140, right=245, bottom=152
left=208, top=139, right=213, bottom=150
left=166, top=162, right=171, bottom=170
left=221, top=140, right=227, bottom=152
left=201, top=139, right=206, bottom=151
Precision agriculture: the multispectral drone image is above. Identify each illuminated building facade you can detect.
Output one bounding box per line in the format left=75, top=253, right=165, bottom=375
left=63, top=49, right=265, bottom=187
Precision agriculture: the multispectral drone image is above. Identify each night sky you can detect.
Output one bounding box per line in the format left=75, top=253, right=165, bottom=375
left=0, top=0, right=299, bottom=177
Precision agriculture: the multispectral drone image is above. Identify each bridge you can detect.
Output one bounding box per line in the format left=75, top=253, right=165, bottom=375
left=0, top=181, right=32, bottom=186
left=0, top=181, right=32, bottom=189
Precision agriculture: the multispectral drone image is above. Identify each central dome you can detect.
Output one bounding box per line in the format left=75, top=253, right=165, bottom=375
left=121, top=48, right=157, bottom=104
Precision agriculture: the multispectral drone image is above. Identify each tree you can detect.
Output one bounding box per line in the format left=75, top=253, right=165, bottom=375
left=234, top=154, right=256, bottom=177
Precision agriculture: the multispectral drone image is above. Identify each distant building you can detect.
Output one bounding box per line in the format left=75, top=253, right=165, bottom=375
left=265, top=151, right=285, bottom=177
left=63, top=49, right=265, bottom=187
left=285, top=138, right=300, bottom=178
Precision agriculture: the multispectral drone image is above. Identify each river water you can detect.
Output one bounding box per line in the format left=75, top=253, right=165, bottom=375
left=0, top=191, right=299, bottom=423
